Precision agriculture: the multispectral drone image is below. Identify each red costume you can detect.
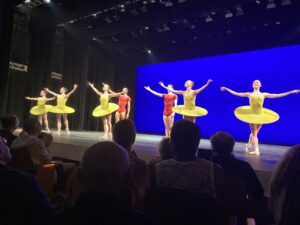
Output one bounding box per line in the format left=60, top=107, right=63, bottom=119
left=163, top=94, right=177, bottom=116
left=117, top=95, right=131, bottom=113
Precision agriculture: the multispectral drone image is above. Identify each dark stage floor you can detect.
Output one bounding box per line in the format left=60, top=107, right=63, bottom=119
left=49, top=130, right=289, bottom=196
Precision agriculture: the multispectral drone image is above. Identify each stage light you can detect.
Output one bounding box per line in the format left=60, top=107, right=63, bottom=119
left=281, top=0, right=291, bottom=6
left=224, top=10, right=233, bottom=18
left=235, top=5, right=244, bottom=16
left=266, top=0, right=276, bottom=9
left=255, top=0, right=261, bottom=3
left=150, top=0, right=156, bottom=3
left=93, top=13, right=97, bottom=17
left=275, top=21, right=281, bottom=25
left=93, top=38, right=97, bottom=41
left=147, top=49, right=152, bottom=54
left=144, top=26, right=149, bottom=30
left=25, top=0, right=30, bottom=3
left=44, top=0, right=51, bottom=3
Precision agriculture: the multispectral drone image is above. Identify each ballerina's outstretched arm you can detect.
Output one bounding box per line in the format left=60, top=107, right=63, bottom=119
left=159, top=82, right=183, bottom=95
left=108, top=89, right=123, bottom=97
left=194, top=79, right=213, bottom=94
left=46, top=97, right=56, bottom=101
left=221, top=87, right=251, bottom=97
left=264, top=90, right=300, bottom=98
left=44, top=88, right=59, bottom=97
left=65, top=84, right=78, bottom=98
left=144, top=86, right=163, bottom=97
left=25, top=96, right=39, bottom=101
left=88, top=82, right=102, bottom=96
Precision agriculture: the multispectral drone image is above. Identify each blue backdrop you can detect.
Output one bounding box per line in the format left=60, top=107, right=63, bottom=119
left=135, top=45, right=300, bottom=145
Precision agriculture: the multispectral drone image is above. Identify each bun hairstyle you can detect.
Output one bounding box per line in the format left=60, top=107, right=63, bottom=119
left=62, top=87, right=68, bottom=92
left=168, top=84, right=174, bottom=89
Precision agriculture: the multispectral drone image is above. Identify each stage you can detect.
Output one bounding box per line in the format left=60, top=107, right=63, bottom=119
left=49, top=130, right=290, bottom=196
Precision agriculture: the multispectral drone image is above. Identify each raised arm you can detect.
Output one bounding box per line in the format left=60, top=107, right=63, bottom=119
left=194, top=79, right=213, bottom=94
left=221, top=87, right=251, bottom=97
left=159, top=82, right=183, bottom=95
left=66, top=84, right=78, bottom=98
left=144, top=86, right=163, bottom=97
left=264, top=90, right=299, bottom=99
left=126, top=99, right=131, bottom=119
left=45, top=97, right=56, bottom=101
left=25, top=96, right=39, bottom=101
left=108, top=90, right=124, bottom=98
left=88, top=82, right=102, bottom=96
left=44, top=88, right=59, bottom=97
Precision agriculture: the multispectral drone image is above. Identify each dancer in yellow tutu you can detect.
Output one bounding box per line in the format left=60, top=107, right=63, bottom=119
left=221, top=80, right=299, bottom=155
left=25, top=90, right=55, bottom=132
left=159, top=79, right=213, bottom=123
left=44, top=84, right=78, bottom=135
left=88, top=82, right=121, bottom=139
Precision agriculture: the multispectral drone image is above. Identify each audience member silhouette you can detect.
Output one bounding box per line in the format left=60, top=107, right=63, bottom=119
left=51, top=141, right=156, bottom=225
left=0, top=114, right=19, bottom=147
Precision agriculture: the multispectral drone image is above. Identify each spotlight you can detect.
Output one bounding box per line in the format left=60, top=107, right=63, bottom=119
left=235, top=5, right=244, bottom=16
left=93, top=38, right=97, bottom=41
left=224, top=10, right=233, bottom=18
left=281, top=0, right=291, bottom=6
left=93, top=13, right=97, bottom=17
left=266, top=0, right=276, bottom=9
left=118, top=4, right=126, bottom=12
left=44, top=0, right=51, bottom=3
left=25, top=0, right=30, bottom=2
left=147, top=49, right=152, bottom=54
left=144, top=26, right=149, bottom=30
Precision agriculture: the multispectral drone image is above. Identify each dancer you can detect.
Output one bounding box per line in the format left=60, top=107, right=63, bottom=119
left=88, top=82, right=120, bottom=139
left=25, top=90, right=55, bottom=132
left=144, top=85, right=177, bottom=137
left=159, top=79, right=213, bottom=123
left=109, top=87, right=131, bottom=122
left=44, top=84, right=78, bottom=135
left=221, top=80, right=299, bottom=155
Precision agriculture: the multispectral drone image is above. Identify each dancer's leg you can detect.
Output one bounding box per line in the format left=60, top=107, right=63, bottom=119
left=56, top=114, right=62, bottom=135
left=249, top=124, right=262, bottom=155
left=62, top=114, right=70, bottom=135
left=168, top=114, right=175, bottom=136
left=115, top=112, right=120, bottom=123
left=38, top=115, right=43, bottom=126
left=107, top=114, right=112, bottom=139
left=163, top=115, right=169, bottom=137
left=43, top=113, right=50, bottom=132
left=101, top=116, right=108, bottom=139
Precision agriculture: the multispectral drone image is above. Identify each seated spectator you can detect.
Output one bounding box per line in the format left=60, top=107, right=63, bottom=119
left=38, top=132, right=77, bottom=200
left=11, top=118, right=52, bottom=167
left=155, top=120, right=224, bottom=200
left=0, top=136, right=53, bottom=225
left=148, top=137, right=173, bottom=187
left=270, top=145, right=300, bottom=225
left=51, top=141, right=156, bottom=225
left=210, top=131, right=264, bottom=198
left=113, top=119, right=148, bottom=209
left=0, top=114, right=19, bottom=148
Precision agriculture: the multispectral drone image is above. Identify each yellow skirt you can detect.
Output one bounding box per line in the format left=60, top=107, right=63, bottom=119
left=30, top=105, right=53, bottom=115
left=234, top=106, right=279, bottom=124
left=172, top=105, right=208, bottom=117
left=50, top=106, right=75, bottom=114
left=92, top=103, right=119, bottom=117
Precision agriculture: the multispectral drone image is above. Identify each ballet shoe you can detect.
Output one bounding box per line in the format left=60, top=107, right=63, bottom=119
left=100, top=135, right=108, bottom=140
left=54, top=130, right=61, bottom=135
left=249, top=149, right=260, bottom=156
left=46, top=128, right=51, bottom=133
left=108, top=133, right=113, bottom=139
left=245, top=144, right=251, bottom=152
left=65, top=128, right=70, bottom=135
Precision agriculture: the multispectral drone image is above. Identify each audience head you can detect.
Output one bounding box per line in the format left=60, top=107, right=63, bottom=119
left=270, top=145, right=300, bottom=225
left=0, top=114, right=19, bottom=132
left=23, top=118, right=42, bottom=136
left=158, top=137, right=173, bottom=160
left=0, top=136, right=11, bottom=165
left=80, top=141, right=129, bottom=194
left=38, top=132, right=53, bottom=148
left=210, top=131, right=235, bottom=156
left=113, top=119, right=136, bottom=151
left=170, top=120, right=200, bottom=161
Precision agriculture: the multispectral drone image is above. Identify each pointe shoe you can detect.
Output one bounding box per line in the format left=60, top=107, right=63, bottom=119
left=54, top=130, right=61, bottom=135
left=249, top=149, right=260, bottom=156
left=46, top=128, right=51, bottom=133
left=99, top=135, right=108, bottom=140
left=65, top=128, right=70, bottom=135
left=108, top=133, right=113, bottom=139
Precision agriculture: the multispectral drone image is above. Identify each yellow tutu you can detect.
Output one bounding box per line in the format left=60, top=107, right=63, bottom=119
left=29, top=98, right=53, bottom=115
left=92, top=94, right=119, bottom=117
left=173, top=93, right=208, bottom=117
left=234, top=93, right=279, bottom=124
left=173, top=105, right=208, bottom=117
left=50, top=96, right=75, bottom=114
